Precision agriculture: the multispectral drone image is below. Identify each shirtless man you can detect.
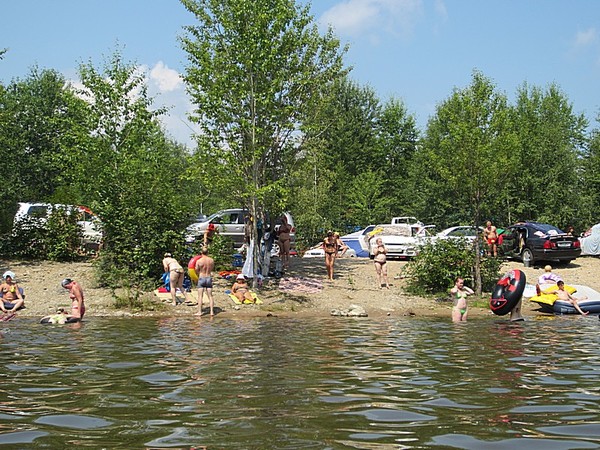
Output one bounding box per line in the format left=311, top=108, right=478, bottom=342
left=553, top=280, right=589, bottom=315
left=194, top=249, right=215, bottom=316
left=483, top=221, right=498, bottom=257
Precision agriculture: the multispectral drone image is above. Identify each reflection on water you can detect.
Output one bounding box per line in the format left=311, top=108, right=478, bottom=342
left=1, top=315, right=600, bottom=448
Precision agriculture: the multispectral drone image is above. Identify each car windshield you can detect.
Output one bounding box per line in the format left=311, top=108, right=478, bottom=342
left=530, top=223, right=564, bottom=235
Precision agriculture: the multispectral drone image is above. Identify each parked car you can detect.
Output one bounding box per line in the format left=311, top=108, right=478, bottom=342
left=368, top=224, right=434, bottom=259
left=13, top=202, right=103, bottom=249
left=185, top=209, right=295, bottom=254
left=432, top=225, right=484, bottom=244
left=498, top=222, right=581, bottom=266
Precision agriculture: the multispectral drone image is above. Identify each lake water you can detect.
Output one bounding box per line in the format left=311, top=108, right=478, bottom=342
left=1, top=315, right=600, bottom=449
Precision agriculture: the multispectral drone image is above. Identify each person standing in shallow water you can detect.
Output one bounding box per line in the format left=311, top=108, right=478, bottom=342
left=61, top=278, right=85, bottom=320
left=450, top=277, right=474, bottom=322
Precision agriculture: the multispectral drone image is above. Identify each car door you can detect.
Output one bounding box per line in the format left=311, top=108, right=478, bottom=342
left=499, top=227, right=519, bottom=256
left=220, top=211, right=245, bottom=246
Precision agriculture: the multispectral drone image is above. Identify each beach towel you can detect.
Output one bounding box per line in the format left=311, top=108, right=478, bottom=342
left=278, top=277, right=323, bottom=295
left=226, top=290, right=263, bottom=305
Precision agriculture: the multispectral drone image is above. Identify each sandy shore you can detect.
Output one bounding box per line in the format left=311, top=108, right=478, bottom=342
left=2, top=255, right=599, bottom=320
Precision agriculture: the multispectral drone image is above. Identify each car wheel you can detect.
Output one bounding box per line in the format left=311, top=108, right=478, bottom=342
left=522, top=248, right=534, bottom=267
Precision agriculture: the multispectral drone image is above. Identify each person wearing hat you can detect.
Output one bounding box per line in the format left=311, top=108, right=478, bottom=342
left=61, top=278, right=85, bottom=320
left=1, top=271, right=25, bottom=312
left=231, top=273, right=254, bottom=303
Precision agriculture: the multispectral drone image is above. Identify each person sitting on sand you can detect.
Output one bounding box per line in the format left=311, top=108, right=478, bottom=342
left=450, top=277, right=474, bottom=322
left=538, top=265, right=562, bottom=285
left=1, top=271, right=25, bottom=312
left=232, top=274, right=254, bottom=303
left=552, top=280, right=589, bottom=315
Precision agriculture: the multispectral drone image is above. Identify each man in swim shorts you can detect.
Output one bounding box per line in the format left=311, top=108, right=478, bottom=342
left=483, top=221, right=498, bottom=257
left=195, top=249, right=215, bottom=316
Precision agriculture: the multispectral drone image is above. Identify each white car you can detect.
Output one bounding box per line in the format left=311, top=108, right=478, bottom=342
left=368, top=224, right=434, bottom=259
left=14, top=202, right=103, bottom=248
left=433, top=225, right=484, bottom=243
left=303, top=244, right=357, bottom=258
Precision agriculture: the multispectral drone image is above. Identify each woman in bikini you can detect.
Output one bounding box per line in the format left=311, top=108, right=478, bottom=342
left=232, top=274, right=254, bottom=303
left=1, top=271, right=25, bottom=312
left=162, top=253, right=193, bottom=306
left=323, top=230, right=338, bottom=280
left=372, top=238, right=389, bottom=289
left=277, top=216, right=293, bottom=270
left=450, top=277, right=474, bottom=322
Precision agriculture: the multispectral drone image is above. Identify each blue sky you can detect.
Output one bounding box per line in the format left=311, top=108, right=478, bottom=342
left=1, top=0, right=599, bottom=147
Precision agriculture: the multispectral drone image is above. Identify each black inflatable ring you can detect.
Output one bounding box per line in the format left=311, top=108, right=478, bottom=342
left=490, top=269, right=526, bottom=316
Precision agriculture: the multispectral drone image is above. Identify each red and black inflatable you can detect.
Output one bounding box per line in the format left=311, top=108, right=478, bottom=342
left=490, top=269, right=526, bottom=316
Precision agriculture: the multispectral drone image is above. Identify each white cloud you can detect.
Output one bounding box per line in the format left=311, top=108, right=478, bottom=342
left=574, top=28, right=597, bottom=47
left=319, top=0, right=423, bottom=38
left=434, top=0, right=447, bottom=22
left=149, top=61, right=183, bottom=93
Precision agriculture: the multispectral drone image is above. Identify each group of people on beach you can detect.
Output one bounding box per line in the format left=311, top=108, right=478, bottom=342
left=0, top=270, right=85, bottom=323
left=163, top=250, right=216, bottom=317
left=451, top=264, right=589, bottom=323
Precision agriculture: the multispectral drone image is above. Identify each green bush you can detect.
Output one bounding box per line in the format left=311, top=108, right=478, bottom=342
left=0, top=208, right=82, bottom=261
left=405, top=238, right=502, bottom=295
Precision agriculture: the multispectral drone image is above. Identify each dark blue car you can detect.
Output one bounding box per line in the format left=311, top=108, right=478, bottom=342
left=498, top=222, right=581, bottom=266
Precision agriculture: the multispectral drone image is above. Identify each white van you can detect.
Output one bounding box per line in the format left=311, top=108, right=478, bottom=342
left=13, top=202, right=103, bottom=248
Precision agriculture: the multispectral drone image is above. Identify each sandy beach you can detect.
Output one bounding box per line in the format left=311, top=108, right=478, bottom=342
left=2, top=255, right=599, bottom=320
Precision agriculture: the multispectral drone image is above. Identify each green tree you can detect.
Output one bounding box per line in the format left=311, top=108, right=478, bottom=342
left=64, top=51, right=196, bottom=285
left=180, top=0, right=348, bottom=276
left=417, top=71, right=515, bottom=293
left=0, top=68, right=88, bottom=231
left=506, top=83, right=587, bottom=228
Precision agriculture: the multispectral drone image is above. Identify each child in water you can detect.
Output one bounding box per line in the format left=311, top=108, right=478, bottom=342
left=450, top=277, right=474, bottom=322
